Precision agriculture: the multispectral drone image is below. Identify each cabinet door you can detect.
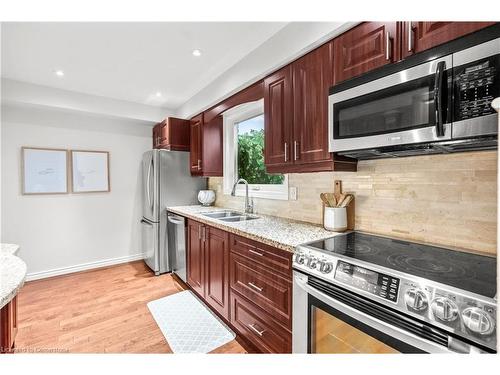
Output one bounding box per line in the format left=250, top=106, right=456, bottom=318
left=402, top=22, right=496, bottom=58
left=292, top=42, right=333, bottom=165
left=201, top=115, right=223, bottom=176
left=189, top=114, right=203, bottom=175
left=0, top=296, right=17, bottom=353
left=204, top=226, right=230, bottom=320
left=333, top=22, right=398, bottom=84
left=264, top=66, right=293, bottom=168
left=187, top=220, right=205, bottom=297
left=152, top=123, right=162, bottom=149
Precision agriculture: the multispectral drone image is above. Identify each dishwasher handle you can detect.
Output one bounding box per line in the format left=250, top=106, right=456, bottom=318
left=167, top=214, right=185, bottom=225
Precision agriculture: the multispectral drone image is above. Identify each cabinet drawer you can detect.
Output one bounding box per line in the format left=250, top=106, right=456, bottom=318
left=230, top=291, right=291, bottom=353
left=230, top=253, right=291, bottom=329
left=229, top=234, right=292, bottom=277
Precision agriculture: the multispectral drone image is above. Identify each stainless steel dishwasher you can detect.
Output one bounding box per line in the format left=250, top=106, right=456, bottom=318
left=167, top=213, right=187, bottom=283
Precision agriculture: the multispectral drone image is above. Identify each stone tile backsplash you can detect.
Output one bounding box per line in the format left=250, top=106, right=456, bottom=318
left=209, top=151, right=497, bottom=255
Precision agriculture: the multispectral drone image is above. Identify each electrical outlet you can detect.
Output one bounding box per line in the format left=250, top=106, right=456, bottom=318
left=289, top=186, right=297, bottom=201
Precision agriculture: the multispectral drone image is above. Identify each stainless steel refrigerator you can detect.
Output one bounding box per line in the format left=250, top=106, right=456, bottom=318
left=140, top=149, right=206, bottom=275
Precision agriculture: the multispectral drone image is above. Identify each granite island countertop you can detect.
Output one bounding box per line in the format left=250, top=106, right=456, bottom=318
left=0, top=244, right=26, bottom=309
left=167, top=205, right=341, bottom=253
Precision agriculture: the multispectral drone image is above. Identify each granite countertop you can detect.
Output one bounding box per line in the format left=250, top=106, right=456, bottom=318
left=0, top=244, right=26, bottom=309
left=1, top=243, right=20, bottom=256
left=167, top=205, right=340, bottom=253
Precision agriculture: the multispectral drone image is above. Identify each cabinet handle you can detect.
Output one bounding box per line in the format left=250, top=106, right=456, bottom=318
left=294, top=141, right=298, bottom=161
left=202, top=226, right=206, bottom=242
left=248, top=323, right=266, bottom=337
left=284, top=142, right=288, bottom=162
left=197, top=159, right=201, bottom=170
left=248, top=249, right=264, bottom=257
left=247, top=282, right=263, bottom=292
left=385, top=31, right=392, bottom=61
left=407, top=22, right=414, bottom=52
left=198, top=225, right=202, bottom=240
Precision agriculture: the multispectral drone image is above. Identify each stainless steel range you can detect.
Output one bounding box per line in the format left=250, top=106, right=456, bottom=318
left=292, top=231, right=497, bottom=353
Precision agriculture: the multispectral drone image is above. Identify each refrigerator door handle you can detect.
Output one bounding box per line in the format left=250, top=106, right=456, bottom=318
left=146, top=157, right=153, bottom=211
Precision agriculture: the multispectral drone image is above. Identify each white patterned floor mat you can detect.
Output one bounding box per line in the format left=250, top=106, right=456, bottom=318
left=147, top=290, right=235, bottom=353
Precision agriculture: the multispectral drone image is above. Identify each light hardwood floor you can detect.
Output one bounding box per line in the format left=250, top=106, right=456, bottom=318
left=15, top=261, right=246, bottom=353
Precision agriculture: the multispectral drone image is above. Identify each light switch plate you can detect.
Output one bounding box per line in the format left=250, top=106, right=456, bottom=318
left=289, top=187, right=297, bottom=201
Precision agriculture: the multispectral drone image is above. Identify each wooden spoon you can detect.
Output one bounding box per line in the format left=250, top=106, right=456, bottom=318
left=320, top=193, right=331, bottom=207
left=340, top=194, right=353, bottom=208
left=336, top=194, right=347, bottom=207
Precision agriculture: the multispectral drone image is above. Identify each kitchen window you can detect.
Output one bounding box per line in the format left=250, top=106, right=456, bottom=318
left=223, top=99, right=288, bottom=200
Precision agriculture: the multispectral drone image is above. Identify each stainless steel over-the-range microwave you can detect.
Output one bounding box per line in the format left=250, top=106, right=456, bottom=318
left=328, top=32, right=500, bottom=159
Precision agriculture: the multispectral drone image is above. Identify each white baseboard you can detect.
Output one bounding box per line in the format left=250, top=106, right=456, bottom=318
left=26, top=253, right=144, bottom=281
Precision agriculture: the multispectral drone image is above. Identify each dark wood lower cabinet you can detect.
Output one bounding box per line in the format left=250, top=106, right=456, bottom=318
left=0, top=296, right=18, bottom=353
left=230, top=291, right=292, bottom=354
left=230, top=253, right=292, bottom=330
left=186, top=220, right=230, bottom=321
left=204, top=227, right=230, bottom=319
left=186, top=219, right=292, bottom=353
left=187, top=220, right=205, bottom=297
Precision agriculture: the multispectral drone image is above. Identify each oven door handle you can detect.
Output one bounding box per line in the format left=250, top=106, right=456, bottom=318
left=294, top=275, right=476, bottom=354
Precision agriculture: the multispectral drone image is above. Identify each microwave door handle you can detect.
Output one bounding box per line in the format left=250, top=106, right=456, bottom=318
left=433, top=61, right=446, bottom=137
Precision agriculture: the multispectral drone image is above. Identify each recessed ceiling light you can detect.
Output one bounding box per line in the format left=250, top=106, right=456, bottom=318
left=192, top=49, right=202, bottom=57
left=155, top=91, right=162, bottom=97
left=54, top=70, right=64, bottom=77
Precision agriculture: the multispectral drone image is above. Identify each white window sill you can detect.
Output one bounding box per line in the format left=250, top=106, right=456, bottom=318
left=223, top=186, right=289, bottom=201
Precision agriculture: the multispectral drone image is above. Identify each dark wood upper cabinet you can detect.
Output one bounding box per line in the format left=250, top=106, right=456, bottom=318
left=333, top=22, right=398, bottom=84
left=189, top=113, right=223, bottom=177
left=204, top=227, right=230, bottom=320
left=204, top=81, right=264, bottom=124
left=152, top=117, right=190, bottom=151
left=189, top=113, right=203, bottom=175
left=263, top=66, right=293, bottom=169
left=201, top=116, right=223, bottom=177
left=292, top=42, right=333, bottom=166
left=264, top=46, right=357, bottom=174
left=187, top=220, right=205, bottom=297
left=402, top=22, right=496, bottom=59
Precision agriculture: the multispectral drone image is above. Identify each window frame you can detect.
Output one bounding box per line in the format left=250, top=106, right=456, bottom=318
left=222, top=99, right=289, bottom=201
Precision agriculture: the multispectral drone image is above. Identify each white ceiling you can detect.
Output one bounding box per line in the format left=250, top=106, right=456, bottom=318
left=1, top=22, right=287, bottom=109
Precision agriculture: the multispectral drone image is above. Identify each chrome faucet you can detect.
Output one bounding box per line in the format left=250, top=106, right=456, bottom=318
left=231, top=178, right=254, bottom=214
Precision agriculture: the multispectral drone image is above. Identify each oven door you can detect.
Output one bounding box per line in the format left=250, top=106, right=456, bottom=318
left=293, top=272, right=479, bottom=354
left=328, top=55, right=453, bottom=153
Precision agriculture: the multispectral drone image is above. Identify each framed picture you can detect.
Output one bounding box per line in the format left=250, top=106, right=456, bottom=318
left=22, top=147, right=69, bottom=195
left=71, top=150, right=110, bottom=193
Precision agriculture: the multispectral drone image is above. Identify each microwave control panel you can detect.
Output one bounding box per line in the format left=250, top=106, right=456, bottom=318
left=454, top=54, right=499, bottom=121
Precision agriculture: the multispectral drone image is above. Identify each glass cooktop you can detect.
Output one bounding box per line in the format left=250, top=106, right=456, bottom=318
left=306, top=232, right=497, bottom=298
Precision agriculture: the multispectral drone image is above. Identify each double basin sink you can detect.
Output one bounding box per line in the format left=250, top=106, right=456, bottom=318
left=201, top=210, right=259, bottom=222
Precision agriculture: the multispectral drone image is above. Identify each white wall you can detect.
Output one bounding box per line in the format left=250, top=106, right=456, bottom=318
left=176, top=22, right=357, bottom=119
left=1, top=104, right=151, bottom=279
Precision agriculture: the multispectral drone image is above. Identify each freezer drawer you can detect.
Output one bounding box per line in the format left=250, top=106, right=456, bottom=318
left=141, top=218, right=159, bottom=274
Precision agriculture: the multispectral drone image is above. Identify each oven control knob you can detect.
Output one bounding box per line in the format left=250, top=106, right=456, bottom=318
left=295, top=253, right=306, bottom=265
left=404, top=288, right=428, bottom=312
left=319, top=261, right=334, bottom=274
left=307, top=256, right=318, bottom=269
left=431, top=297, right=459, bottom=322
left=462, top=307, right=495, bottom=336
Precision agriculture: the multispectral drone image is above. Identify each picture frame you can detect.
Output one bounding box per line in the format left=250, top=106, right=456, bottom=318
left=70, top=150, right=110, bottom=193
left=21, top=147, right=69, bottom=195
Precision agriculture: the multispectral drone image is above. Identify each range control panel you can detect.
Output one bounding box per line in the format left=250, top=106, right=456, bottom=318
left=334, top=261, right=400, bottom=303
